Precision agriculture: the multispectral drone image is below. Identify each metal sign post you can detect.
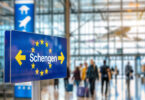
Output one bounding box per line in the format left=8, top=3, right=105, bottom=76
left=15, top=0, right=39, bottom=100
left=32, top=81, right=40, bottom=100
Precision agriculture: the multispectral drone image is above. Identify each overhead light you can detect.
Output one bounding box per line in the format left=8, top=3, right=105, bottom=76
left=126, top=15, right=132, bottom=19
left=127, top=9, right=132, bottom=12
left=129, top=2, right=140, bottom=7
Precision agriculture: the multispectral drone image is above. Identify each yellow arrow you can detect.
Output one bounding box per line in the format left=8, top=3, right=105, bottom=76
left=58, top=52, right=65, bottom=64
left=15, top=50, right=26, bottom=66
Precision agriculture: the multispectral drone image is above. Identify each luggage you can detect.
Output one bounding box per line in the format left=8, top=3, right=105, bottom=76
left=77, top=87, right=89, bottom=97
left=66, top=84, right=73, bottom=92
left=77, top=87, right=85, bottom=97
left=85, top=88, right=89, bottom=97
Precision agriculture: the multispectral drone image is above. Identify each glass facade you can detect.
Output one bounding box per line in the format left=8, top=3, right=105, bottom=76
left=69, top=0, right=145, bottom=74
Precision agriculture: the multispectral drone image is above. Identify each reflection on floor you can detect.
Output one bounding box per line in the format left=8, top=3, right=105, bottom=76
left=41, top=77, right=145, bottom=100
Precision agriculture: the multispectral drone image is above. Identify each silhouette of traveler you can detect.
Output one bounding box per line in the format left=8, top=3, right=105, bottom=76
left=73, top=67, right=81, bottom=87
left=64, top=67, right=70, bottom=90
left=87, top=59, right=99, bottom=97
left=79, top=63, right=83, bottom=71
left=125, top=61, right=133, bottom=99
left=115, top=66, right=119, bottom=84
left=141, top=64, right=145, bottom=84
left=54, top=79, right=59, bottom=89
left=100, top=60, right=110, bottom=96
left=81, top=62, right=88, bottom=87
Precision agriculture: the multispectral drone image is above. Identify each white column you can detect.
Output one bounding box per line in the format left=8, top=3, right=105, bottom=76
left=32, top=81, right=40, bottom=100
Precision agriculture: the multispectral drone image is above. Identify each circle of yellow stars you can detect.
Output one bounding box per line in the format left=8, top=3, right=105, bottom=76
left=31, top=40, right=52, bottom=76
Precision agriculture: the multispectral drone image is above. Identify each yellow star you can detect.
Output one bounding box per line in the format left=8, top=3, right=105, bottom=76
left=49, top=48, right=52, bottom=53
left=31, top=48, right=35, bottom=53
left=35, top=69, right=39, bottom=75
left=40, top=71, right=44, bottom=76
left=31, top=63, right=35, bottom=69
left=36, top=41, right=39, bottom=46
left=40, top=40, right=44, bottom=45
left=45, top=42, right=48, bottom=47
left=49, top=64, right=52, bottom=68
left=45, top=68, right=48, bottom=74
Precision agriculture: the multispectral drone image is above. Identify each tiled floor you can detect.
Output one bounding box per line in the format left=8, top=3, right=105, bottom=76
left=41, top=77, right=145, bottom=100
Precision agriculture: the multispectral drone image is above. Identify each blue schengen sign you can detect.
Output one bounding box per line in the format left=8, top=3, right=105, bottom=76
left=5, top=30, right=67, bottom=83
left=15, top=0, right=34, bottom=32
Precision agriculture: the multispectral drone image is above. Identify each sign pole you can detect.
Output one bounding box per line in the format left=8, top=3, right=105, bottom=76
left=32, top=81, right=40, bottom=100
left=65, top=0, right=70, bottom=67
left=32, top=0, right=40, bottom=100
left=15, top=0, right=40, bottom=99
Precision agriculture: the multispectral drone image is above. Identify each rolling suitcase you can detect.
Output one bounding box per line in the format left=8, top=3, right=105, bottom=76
left=77, top=87, right=85, bottom=97
left=66, top=84, right=73, bottom=92
left=77, top=87, right=89, bottom=97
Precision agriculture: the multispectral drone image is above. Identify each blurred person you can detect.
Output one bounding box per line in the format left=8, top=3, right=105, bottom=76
left=87, top=59, right=99, bottom=97
left=81, top=62, right=88, bottom=87
left=73, top=66, right=81, bottom=87
left=114, top=66, right=119, bottom=96
left=110, top=67, right=114, bottom=80
left=79, top=63, right=83, bottom=71
left=142, top=64, right=145, bottom=74
left=141, top=64, right=145, bottom=84
left=100, top=60, right=110, bottom=97
left=0, top=70, right=3, bottom=81
left=125, top=61, right=133, bottom=99
left=54, top=79, right=59, bottom=89
left=64, top=67, right=70, bottom=90
left=114, top=66, right=119, bottom=84
left=79, top=63, right=83, bottom=81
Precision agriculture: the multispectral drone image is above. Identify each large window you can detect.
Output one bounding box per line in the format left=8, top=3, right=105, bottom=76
left=70, top=0, right=145, bottom=71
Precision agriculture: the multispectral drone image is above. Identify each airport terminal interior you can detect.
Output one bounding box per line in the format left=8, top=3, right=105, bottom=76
left=0, top=0, right=145, bottom=100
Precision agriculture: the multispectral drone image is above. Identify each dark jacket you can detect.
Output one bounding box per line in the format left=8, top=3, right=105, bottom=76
left=125, top=65, right=133, bottom=78
left=100, top=65, right=109, bottom=79
left=65, top=67, right=70, bottom=80
left=87, top=65, right=99, bottom=79
left=73, top=69, right=81, bottom=81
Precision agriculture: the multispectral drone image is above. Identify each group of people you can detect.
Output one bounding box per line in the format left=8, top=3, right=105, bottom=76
left=72, top=60, right=99, bottom=96
left=69, top=59, right=119, bottom=97
left=64, top=59, right=135, bottom=98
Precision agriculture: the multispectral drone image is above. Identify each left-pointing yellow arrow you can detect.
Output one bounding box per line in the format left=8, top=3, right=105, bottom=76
left=15, top=50, right=26, bottom=66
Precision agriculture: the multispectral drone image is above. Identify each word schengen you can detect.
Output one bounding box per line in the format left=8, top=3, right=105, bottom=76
left=30, top=53, right=57, bottom=64
left=5, top=30, right=67, bottom=83
left=29, top=40, right=58, bottom=64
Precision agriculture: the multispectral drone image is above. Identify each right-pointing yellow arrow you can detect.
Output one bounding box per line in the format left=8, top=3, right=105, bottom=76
left=15, top=50, right=26, bottom=66
left=58, top=52, right=65, bottom=64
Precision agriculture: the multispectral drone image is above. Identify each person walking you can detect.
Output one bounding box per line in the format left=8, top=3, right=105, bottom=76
left=64, top=67, right=70, bottom=90
left=87, top=59, right=99, bottom=97
left=73, top=67, right=81, bottom=87
left=114, top=66, right=119, bottom=84
left=125, top=61, right=133, bottom=99
left=100, top=60, right=110, bottom=97
left=79, top=63, right=83, bottom=71
left=54, top=79, right=59, bottom=89
left=141, top=64, right=145, bottom=84
left=81, top=62, right=88, bottom=87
